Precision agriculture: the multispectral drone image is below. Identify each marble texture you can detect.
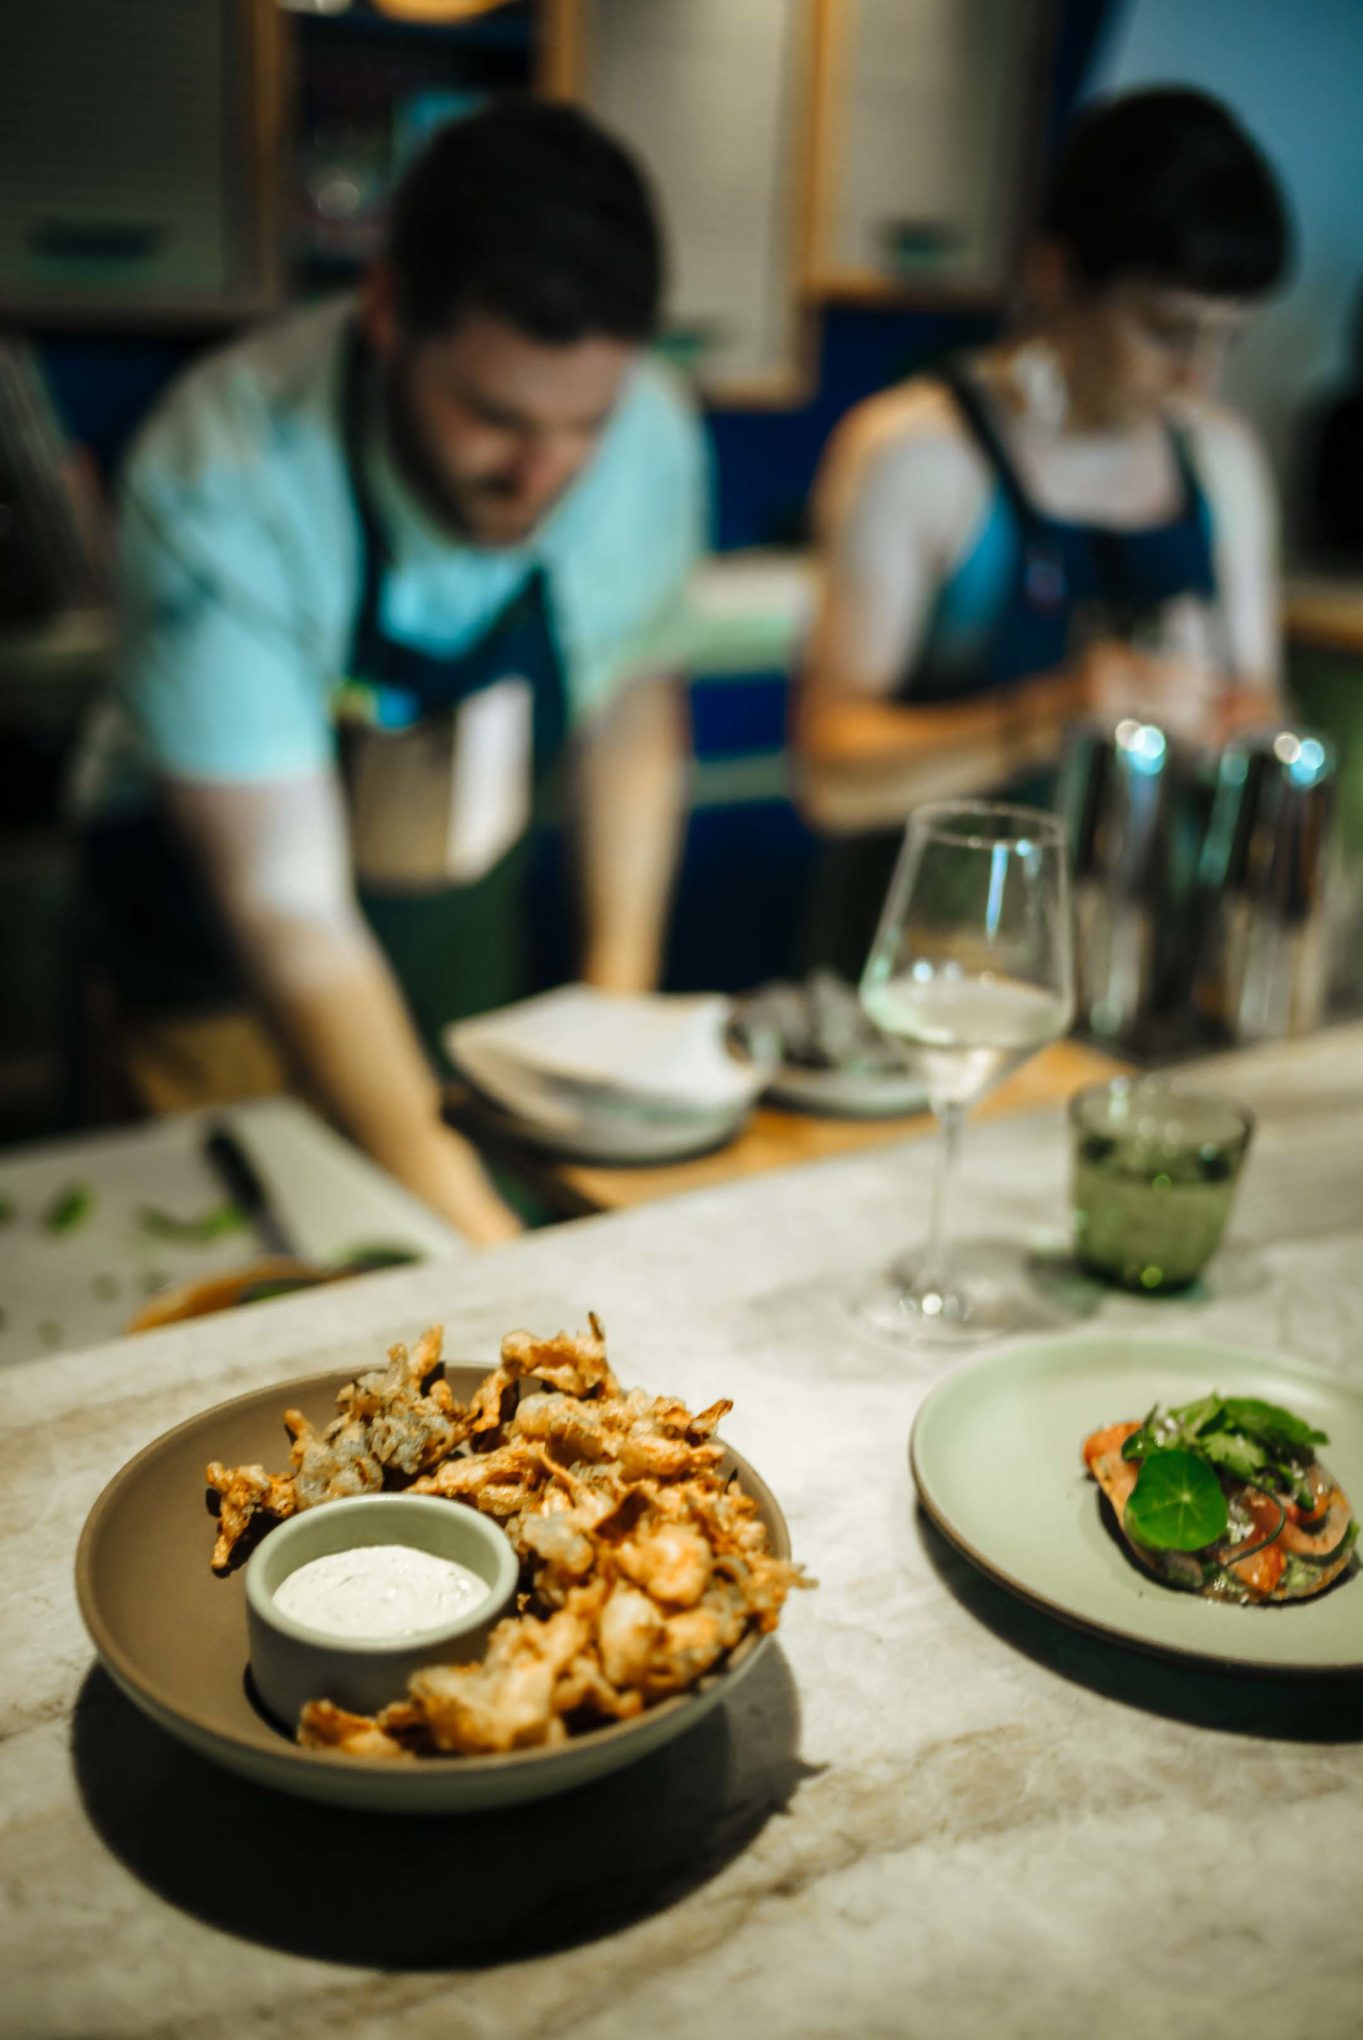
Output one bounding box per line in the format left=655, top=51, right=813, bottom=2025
left=0, top=1097, right=465, bottom=1369
left=5, top=1027, right=1363, bottom=2040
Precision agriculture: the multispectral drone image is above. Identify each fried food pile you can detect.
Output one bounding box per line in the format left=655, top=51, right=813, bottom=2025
left=206, top=1316, right=808, bottom=1759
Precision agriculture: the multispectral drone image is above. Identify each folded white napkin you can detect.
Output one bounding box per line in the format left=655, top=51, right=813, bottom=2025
left=446, top=986, right=768, bottom=1128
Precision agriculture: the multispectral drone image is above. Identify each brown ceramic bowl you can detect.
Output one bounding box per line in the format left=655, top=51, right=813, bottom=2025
left=75, top=1363, right=791, bottom=1813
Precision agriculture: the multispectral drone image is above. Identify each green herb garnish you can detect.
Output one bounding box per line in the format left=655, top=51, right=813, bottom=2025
left=1198, top=1429, right=1268, bottom=1483
left=1215, top=1397, right=1327, bottom=1453
left=44, top=1183, right=94, bottom=1233
left=1125, top=1449, right=1230, bottom=1551
left=1119, top=1390, right=1331, bottom=1543
left=137, top=1200, right=248, bottom=1244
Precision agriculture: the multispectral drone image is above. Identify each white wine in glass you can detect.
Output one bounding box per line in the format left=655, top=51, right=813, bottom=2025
left=858, top=801, right=1075, bottom=1342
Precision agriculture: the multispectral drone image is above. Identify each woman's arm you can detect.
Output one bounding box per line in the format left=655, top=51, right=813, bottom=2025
left=1189, top=407, right=1286, bottom=735
left=796, top=394, right=1088, bottom=832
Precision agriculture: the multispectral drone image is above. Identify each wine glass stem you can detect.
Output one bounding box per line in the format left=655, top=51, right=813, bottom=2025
left=922, top=1100, right=964, bottom=1293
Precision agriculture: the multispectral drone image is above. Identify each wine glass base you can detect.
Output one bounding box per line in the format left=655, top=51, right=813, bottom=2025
left=854, top=1239, right=1098, bottom=1354
left=856, top=1271, right=977, bottom=1345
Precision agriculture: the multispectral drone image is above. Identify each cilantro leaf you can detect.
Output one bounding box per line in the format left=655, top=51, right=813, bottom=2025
left=1199, top=1429, right=1269, bottom=1483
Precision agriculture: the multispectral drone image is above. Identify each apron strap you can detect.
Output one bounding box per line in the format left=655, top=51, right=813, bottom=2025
left=939, top=363, right=1071, bottom=626
left=338, top=319, right=392, bottom=661
left=939, top=366, right=1050, bottom=539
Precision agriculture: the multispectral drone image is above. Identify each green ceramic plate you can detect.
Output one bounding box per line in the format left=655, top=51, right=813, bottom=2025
left=910, top=1334, right=1363, bottom=1674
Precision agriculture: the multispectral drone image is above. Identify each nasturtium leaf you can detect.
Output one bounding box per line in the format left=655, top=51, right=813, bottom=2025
left=1124, top=1448, right=1229, bottom=1552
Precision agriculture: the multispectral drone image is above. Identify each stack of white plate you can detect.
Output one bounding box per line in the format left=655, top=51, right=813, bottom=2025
left=444, top=986, right=772, bottom=1163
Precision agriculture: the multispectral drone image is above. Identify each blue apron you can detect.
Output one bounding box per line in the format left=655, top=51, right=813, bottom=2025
left=909, top=365, right=1221, bottom=701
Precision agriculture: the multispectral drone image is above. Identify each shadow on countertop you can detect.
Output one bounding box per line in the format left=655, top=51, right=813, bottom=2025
left=72, top=1646, right=810, bottom=1969
left=917, top=1506, right=1363, bottom=1742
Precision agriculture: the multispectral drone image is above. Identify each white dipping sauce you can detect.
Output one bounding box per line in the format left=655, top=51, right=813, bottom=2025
left=273, top=1543, right=488, bottom=1640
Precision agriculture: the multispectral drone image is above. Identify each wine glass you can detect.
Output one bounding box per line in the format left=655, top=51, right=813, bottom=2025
left=857, top=801, right=1075, bottom=1343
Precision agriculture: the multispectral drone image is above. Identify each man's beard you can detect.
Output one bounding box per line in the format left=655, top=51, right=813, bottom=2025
left=381, top=359, right=478, bottom=539
left=380, top=359, right=553, bottom=547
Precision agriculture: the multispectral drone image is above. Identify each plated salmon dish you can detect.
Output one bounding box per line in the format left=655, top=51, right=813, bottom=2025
left=1083, top=1392, right=1358, bottom=1604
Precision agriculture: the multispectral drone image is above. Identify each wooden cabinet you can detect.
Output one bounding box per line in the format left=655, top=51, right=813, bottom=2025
left=543, top=0, right=1055, bottom=402
left=0, top=0, right=285, bottom=327
left=805, top=0, right=1055, bottom=306
left=542, top=0, right=820, bottom=404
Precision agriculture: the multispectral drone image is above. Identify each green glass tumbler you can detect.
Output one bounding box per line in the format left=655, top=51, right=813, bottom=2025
left=1070, top=1078, right=1254, bottom=1293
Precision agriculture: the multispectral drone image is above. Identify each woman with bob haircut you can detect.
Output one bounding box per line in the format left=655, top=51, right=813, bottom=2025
left=797, top=86, right=1294, bottom=955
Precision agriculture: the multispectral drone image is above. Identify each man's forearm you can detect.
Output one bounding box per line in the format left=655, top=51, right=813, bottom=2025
left=229, top=911, right=520, bottom=1246
left=575, top=674, right=690, bottom=992
left=161, top=772, right=520, bottom=1244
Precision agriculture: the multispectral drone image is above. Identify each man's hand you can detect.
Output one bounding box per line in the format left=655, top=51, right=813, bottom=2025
left=163, top=770, right=524, bottom=1249
left=394, top=1122, right=524, bottom=1245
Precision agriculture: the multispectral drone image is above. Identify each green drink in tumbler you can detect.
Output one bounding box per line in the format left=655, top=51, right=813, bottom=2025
left=1070, top=1078, right=1254, bottom=1293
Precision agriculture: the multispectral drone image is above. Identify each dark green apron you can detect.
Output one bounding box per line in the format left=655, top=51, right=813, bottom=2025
left=336, top=325, right=570, bottom=1067
left=81, top=327, right=570, bottom=1078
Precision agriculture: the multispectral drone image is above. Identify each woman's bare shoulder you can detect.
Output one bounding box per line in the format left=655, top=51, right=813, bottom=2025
left=817, top=378, right=989, bottom=538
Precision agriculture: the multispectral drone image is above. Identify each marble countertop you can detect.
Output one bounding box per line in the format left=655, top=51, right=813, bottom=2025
left=6, top=1026, right=1363, bottom=2040
left=0, top=1097, right=467, bottom=1369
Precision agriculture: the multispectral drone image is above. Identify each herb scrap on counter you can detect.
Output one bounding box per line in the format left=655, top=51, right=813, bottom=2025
left=44, top=1183, right=95, bottom=1234
left=333, top=1242, right=422, bottom=1273
left=137, top=1200, right=249, bottom=1245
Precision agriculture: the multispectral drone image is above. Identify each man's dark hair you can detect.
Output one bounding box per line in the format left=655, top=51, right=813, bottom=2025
left=386, top=97, right=663, bottom=345
left=1041, top=87, right=1292, bottom=299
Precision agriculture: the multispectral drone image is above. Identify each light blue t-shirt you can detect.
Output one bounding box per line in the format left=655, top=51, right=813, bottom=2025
left=93, top=296, right=708, bottom=794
